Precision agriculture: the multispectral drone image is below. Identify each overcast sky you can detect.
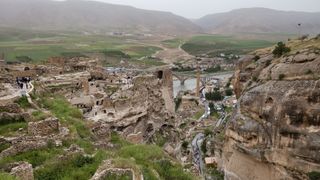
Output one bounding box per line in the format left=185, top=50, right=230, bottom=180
left=82, top=0, right=320, bottom=19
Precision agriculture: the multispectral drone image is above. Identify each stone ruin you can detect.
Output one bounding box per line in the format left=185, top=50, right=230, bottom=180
left=28, top=117, right=60, bottom=136
left=88, top=68, right=175, bottom=143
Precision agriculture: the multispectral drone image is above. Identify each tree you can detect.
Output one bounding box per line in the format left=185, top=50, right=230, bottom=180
left=206, top=90, right=223, bottom=101
left=253, top=55, right=260, bottom=62
left=272, top=42, right=290, bottom=57
left=225, top=88, right=233, bottom=96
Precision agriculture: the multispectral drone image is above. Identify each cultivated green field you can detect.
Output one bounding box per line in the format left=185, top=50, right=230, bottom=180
left=181, top=34, right=274, bottom=57
left=0, top=28, right=162, bottom=64
left=161, top=38, right=184, bottom=48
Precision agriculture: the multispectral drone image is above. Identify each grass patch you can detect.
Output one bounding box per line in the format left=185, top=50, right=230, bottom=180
left=154, top=159, right=193, bottom=180
left=153, top=131, right=167, bottom=147
left=35, top=151, right=107, bottom=180
left=0, top=142, right=11, bottom=153
left=131, top=58, right=166, bottom=68
left=110, top=132, right=132, bottom=148
left=102, top=171, right=132, bottom=180
left=162, top=38, right=183, bottom=48
left=123, top=46, right=162, bottom=58
left=181, top=35, right=273, bottom=57
left=0, top=122, right=27, bottom=137
left=118, top=144, right=194, bottom=180
left=0, top=172, right=17, bottom=180
left=31, top=111, right=50, bottom=121
left=14, top=96, right=31, bottom=109
left=0, top=147, right=63, bottom=168
left=38, top=95, right=90, bottom=139
left=193, top=109, right=205, bottom=120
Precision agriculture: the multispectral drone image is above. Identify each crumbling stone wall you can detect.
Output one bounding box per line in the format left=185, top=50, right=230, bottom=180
left=28, top=117, right=59, bottom=136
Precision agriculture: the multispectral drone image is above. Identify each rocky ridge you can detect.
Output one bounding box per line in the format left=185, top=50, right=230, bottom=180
left=223, top=37, right=320, bottom=179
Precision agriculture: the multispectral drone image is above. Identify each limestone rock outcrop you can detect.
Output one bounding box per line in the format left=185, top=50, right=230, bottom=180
left=10, top=162, right=34, bottom=180
left=91, top=69, right=175, bottom=143
left=224, top=38, right=320, bottom=180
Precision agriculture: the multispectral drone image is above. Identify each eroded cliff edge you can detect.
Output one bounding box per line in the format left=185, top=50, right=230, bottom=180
left=223, top=37, right=320, bottom=180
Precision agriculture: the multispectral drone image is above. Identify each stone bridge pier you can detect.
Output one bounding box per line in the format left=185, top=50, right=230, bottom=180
left=172, top=73, right=190, bottom=85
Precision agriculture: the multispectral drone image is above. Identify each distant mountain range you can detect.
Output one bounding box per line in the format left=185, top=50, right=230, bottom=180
left=195, top=8, right=320, bottom=35
left=0, top=0, right=319, bottom=36
left=0, top=0, right=201, bottom=35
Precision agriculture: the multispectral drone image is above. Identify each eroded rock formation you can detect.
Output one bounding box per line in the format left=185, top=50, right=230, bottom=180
left=223, top=38, right=320, bottom=180
left=91, top=69, right=175, bottom=143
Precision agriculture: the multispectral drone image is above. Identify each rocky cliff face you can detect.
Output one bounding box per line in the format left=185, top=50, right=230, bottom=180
left=92, top=69, right=175, bottom=144
left=224, top=38, right=320, bottom=179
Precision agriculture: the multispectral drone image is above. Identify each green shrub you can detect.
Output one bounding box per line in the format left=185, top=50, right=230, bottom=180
left=252, top=76, right=258, bottom=82
left=253, top=55, right=260, bottom=62
left=153, top=132, right=167, bottom=147
left=225, top=88, right=233, bottom=96
left=305, top=69, right=313, bottom=75
left=272, top=42, right=291, bottom=57
left=265, top=60, right=272, bottom=67
left=154, top=160, right=193, bottom=180
left=278, top=74, right=285, bottom=80
left=175, top=98, right=182, bottom=111
left=209, top=102, right=216, bottom=115
left=206, top=91, right=223, bottom=101
left=181, top=141, right=189, bottom=150
left=201, top=139, right=207, bottom=154
left=206, top=167, right=224, bottom=180
left=308, top=171, right=320, bottom=180
left=204, top=128, right=213, bottom=137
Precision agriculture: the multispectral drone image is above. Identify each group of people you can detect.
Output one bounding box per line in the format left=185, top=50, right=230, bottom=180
left=16, top=77, right=31, bottom=89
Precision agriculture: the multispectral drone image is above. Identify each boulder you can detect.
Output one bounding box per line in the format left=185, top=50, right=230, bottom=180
left=10, top=162, right=34, bottom=180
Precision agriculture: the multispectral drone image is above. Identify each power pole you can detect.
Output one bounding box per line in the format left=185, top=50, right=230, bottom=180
left=196, top=57, right=201, bottom=97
